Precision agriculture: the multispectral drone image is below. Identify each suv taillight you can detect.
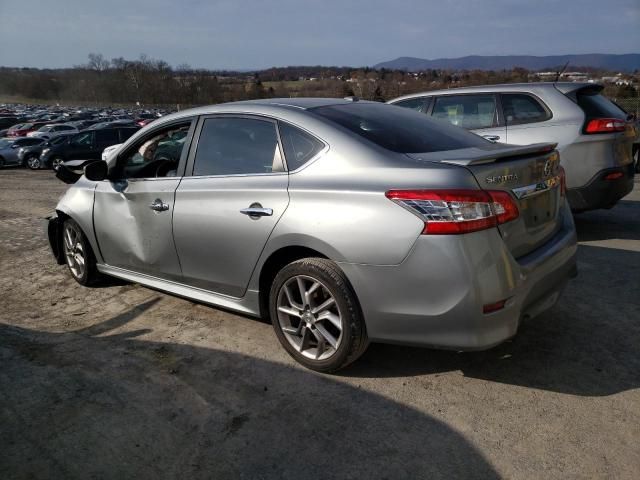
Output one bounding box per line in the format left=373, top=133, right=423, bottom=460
left=385, top=189, right=519, bottom=235
left=585, top=118, right=626, bottom=134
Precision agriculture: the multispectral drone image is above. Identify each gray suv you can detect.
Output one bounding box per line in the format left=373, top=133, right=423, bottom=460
left=389, top=83, right=637, bottom=212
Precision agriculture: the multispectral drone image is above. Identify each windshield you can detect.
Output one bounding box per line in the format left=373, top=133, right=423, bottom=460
left=311, top=102, right=489, bottom=153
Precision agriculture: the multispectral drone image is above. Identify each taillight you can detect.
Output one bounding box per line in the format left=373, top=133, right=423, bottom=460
left=585, top=118, right=626, bottom=134
left=385, top=189, right=519, bottom=235
left=558, top=166, right=566, bottom=197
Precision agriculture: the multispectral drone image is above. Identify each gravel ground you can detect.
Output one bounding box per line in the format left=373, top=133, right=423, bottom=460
left=1, top=168, right=639, bottom=479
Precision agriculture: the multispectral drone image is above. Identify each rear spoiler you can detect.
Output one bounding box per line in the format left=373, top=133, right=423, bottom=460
left=408, top=143, right=558, bottom=167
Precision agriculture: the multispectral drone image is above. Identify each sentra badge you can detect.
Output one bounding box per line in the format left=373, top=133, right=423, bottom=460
left=486, top=173, right=519, bottom=184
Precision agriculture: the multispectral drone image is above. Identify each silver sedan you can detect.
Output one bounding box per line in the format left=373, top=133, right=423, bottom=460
left=47, top=99, right=577, bottom=372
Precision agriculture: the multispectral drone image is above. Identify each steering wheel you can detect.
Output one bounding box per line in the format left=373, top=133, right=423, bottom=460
left=155, top=158, right=176, bottom=177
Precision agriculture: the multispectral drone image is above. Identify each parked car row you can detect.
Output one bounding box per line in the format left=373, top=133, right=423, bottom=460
left=388, top=82, right=638, bottom=212
left=0, top=103, right=173, bottom=170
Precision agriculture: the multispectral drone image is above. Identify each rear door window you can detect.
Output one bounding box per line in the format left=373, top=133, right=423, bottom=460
left=501, top=94, right=551, bottom=125
left=95, top=129, right=119, bottom=145
left=432, top=94, right=497, bottom=129
left=192, top=117, right=281, bottom=176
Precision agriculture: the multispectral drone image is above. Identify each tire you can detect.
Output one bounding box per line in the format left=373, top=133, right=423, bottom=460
left=61, top=218, right=102, bottom=286
left=634, top=147, right=639, bottom=174
left=26, top=155, right=42, bottom=170
left=269, top=258, right=368, bottom=372
left=51, top=156, right=64, bottom=170
left=0, top=156, right=5, bottom=168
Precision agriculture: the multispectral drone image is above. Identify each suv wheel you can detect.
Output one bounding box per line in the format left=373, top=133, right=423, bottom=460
left=62, top=219, right=101, bottom=286
left=269, top=258, right=368, bottom=372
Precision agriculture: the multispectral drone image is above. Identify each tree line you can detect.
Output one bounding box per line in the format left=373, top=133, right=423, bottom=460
left=0, top=54, right=637, bottom=108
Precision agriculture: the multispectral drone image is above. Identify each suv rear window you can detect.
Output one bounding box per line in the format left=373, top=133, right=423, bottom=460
left=576, top=89, right=627, bottom=119
left=311, top=102, right=488, bottom=153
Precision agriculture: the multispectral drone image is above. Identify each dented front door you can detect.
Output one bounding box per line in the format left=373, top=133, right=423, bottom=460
left=93, top=178, right=182, bottom=279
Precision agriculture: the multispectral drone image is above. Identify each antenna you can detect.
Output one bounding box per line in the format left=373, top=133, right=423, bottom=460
left=555, top=61, right=570, bottom=82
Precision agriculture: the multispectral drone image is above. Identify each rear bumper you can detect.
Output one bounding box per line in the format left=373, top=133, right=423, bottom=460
left=339, top=203, right=577, bottom=350
left=567, top=164, right=635, bottom=211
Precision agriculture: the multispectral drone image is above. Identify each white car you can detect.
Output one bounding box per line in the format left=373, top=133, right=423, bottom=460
left=28, top=124, right=78, bottom=140
left=101, top=143, right=122, bottom=161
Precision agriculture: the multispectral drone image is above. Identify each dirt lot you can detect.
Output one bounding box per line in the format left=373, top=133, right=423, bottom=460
left=1, top=168, right=639, bottom=479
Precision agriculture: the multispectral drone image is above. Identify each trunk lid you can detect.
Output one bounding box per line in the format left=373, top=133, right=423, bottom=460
left=408, top=143, right=564, bottom=258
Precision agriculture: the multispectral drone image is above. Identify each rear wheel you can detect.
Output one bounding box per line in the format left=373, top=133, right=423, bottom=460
left=0, top=156, right=5, bottom=168
left=62, top=219, right=101, bottom=286
left=26, top=155, right=42, bottom=170
left=51, top=157, right=64, bottom=170
left=269, top=258, right=368, bottom=372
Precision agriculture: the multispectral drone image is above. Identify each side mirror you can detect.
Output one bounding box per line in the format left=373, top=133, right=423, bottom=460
left=84, top=160, right=108, bottom=181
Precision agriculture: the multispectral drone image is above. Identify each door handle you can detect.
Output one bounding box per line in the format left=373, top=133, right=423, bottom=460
left=149, top=199, right=169, bottom=212
left=240, top=204, right=273, bottom=218
left=482, top=135, right=501, bottom=142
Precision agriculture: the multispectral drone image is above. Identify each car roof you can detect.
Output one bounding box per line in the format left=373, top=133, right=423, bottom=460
left=153, top=98, right=376, bottom=124
left=389, top=82, right=600, bottom=102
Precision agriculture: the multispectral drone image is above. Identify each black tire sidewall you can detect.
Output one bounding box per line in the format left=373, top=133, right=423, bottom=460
left=269, top=258, right=365, bottom=372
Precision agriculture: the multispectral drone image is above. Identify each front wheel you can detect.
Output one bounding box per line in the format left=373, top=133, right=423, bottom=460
left=62, top=219, right=102, bottom=286
left=269, top=258, right=368, bottom=372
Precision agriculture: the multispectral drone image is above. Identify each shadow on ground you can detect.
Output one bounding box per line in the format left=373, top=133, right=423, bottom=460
left=0, top=310, right=498, bottom=480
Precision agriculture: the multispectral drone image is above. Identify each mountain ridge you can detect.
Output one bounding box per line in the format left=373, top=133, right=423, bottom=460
left=373, top=54, right=640, bottom=72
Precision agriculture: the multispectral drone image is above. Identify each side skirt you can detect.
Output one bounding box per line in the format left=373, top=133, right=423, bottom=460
left=97, top=264, right=262, bottom=317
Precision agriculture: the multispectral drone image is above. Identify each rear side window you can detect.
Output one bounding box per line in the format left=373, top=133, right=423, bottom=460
left=501, top=94, right=551, bottom=125
left=432, top=94, right=497, bottom=129
left=311, top=102, right=488, bottom=154
left=278, top=122, right=325, bottom=170
left=576, top=90, right=627, bottom=119
left=309, top=102, right=489, bottom=153
left=193, top=117, right=281, bottom=176
left=95, top=129, right=119, bottom=144
left=392, top=97, right=429, bottom=113
left=119, top=128, right=139, bottom=142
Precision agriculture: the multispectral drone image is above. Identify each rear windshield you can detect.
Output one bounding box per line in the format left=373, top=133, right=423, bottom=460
left=311, top=102, right=488, bottom=153
left=577, top=90, right=627, bottom=119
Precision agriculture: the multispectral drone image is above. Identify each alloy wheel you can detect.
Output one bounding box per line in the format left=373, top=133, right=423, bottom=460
left=276, top=275, right=343, bottom=360
left=63, top=223, right=86, bottom=280
left=51, top=157, right=64, bottom=170
left=27, top=156, right=41, bottom=169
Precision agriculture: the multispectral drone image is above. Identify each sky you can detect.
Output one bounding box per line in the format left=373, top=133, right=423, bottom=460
left=0, top=0, right=638, bottom=70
